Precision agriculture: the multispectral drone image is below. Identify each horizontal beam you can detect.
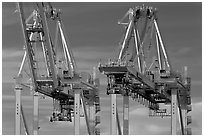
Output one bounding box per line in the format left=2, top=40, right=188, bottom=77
left=99, top=65, right=155, bottom=90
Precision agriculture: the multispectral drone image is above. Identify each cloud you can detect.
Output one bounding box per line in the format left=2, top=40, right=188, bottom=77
left=2, top=49, right=24, bottom=60
left=2, top=3, right=40, bottom=27
left=145, top=124, right=169, bottom=134
left=191, top=80, right=202, bottom=86
left=130, top=107, right=149, bottom=116
left=73, top=45, right=115, bottom=61
left=2, top=3, right=19, bottom=26
left=171, top=47, right=192, bottom=57
left=190, top=101, right=202, bottom=135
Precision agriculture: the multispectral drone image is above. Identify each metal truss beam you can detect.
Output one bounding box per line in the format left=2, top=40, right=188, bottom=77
left=36, top=3, right=58, bottom=88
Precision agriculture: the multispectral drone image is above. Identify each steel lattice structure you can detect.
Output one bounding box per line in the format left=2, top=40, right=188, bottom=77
left=14, top=2, right=100, bottom=135
left=98, top=5, right=192, bottom=135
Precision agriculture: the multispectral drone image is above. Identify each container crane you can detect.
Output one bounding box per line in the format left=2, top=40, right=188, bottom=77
left=99, top=5, right=192, bottom=135
left=14, top=2, right=100, bottom=135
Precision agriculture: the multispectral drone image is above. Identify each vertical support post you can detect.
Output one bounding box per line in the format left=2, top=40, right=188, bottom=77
left=182, top=66, right=188, bottom=134
left=171, top=89, right=178, bottom=135
left=123, top=95, right=129, bottom=135
left=74, top=89, right=81, bottom=135
left=33, top=92, right=39, bottom=135
left=111, top=94, right=117, bottom=135
left=181, top=109, right=187, bottom=134
left=89, top=104, right=95, bottom=134
left=15, top=85, right=22, bottom=135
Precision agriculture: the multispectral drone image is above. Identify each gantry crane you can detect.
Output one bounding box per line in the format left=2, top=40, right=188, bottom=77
left=14, top=2, right=100, bottom=135
left=99, top=5, right=192, bottom=135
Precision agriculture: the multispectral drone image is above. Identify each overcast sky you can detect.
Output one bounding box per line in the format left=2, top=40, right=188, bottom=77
left=2, top=2, right=202, bottom=135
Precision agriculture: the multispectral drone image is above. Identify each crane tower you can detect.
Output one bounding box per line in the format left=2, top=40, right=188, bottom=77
left=99, top=5, right=192, bottom=135
left=14, top=2, right=100, bottom=135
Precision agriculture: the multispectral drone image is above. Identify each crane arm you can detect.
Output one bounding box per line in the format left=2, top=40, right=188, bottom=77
left=118, top=14, right=134, bottom=60
left=43, top=2, right=77, bottom=76
left=154, top=19, right=172, bottom=71
left=58, top=20, right=77, bottom=76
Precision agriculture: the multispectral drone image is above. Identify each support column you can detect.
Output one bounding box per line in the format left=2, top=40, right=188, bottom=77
left=123, top=95, right=129, bottom=135
left=182, top=66, right=188, bottom=134
left=15, top=85, right=22, bottom=135
left=111, top=94, right=117, bottom=135
left=89, top=104, right=95, bottom=134
left=181, top=109, right=187, bottom=134
left=74, top=89, right=81, bottom=135
left=33, top=92, right=39, bottom=135
left=171, top=89, right=177, bottom=135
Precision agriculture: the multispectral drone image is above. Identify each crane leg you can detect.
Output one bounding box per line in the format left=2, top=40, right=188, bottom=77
left=116, top=108, right=122, bottom=135
left=181, top=109, right=187, bottom=134
left=15, top=85, right=22, bottom=135
left=171, top=89, right=177, bottom=135
left=33, top=92, right=39, bottom=135
left=89, top=104, right=95, bottom=134
left=123, top=95, right=129, bottom=135
left=111, top=94, right=117, bottom=135
left=182, top=66, right=188, bottom=135
left=74, top=90, right=80, bottom=135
